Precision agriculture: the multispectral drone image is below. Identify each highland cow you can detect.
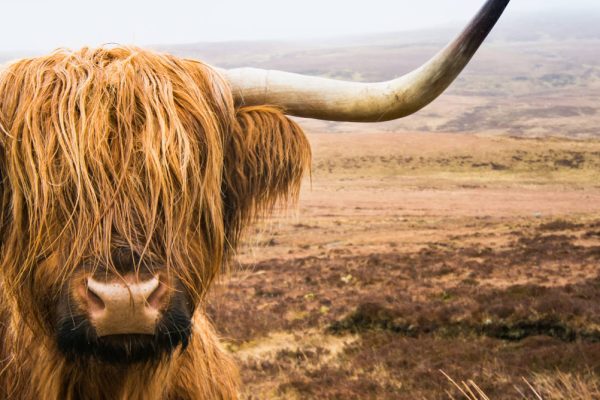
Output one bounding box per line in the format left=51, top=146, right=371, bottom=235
left=0, top=0, right=508, bottom=399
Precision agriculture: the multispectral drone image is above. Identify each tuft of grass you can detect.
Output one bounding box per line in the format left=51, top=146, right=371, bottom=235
left=528, top=371, right=600, bottom=400
left=441, top=370, right=491, bottom=400
left=442, top=370, right=600, bottom=400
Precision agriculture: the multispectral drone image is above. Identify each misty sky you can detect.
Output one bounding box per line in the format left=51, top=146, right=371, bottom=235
left=1, top=0, right=598, bottom=52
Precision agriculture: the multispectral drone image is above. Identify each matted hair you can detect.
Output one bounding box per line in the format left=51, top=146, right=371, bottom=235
left=0, top=47, right=310, bottom=398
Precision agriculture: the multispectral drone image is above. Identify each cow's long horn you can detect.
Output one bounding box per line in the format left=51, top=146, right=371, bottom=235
left=221, top=0, right=510, bottom=122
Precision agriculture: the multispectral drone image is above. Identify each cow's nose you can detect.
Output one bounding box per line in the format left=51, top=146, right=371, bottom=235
left=82, top=275, right=167, bottom=336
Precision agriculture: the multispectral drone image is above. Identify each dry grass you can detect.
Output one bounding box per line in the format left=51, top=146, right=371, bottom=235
left=443, top=370, right=600, bottom=400
left=308, top=132, right=600, bottom=187
left=528, top=371, right=600, bottom=400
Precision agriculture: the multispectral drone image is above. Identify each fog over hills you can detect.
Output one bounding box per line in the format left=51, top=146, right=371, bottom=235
left=2, top=10, right=599, bottom=137
left=154, top=10, right=600, bottom=138
left=155, top=10, right=600, bottom=71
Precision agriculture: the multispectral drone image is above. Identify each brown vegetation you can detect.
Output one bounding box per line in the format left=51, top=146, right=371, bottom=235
left=208, top=132, right=600, bottom=399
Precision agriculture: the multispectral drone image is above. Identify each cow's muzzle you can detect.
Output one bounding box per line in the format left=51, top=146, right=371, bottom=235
left=55, top=249, right=193, bottom=364
left=81, top=274, right=167, bottom=336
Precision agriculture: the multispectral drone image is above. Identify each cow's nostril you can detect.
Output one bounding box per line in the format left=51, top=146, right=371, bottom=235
left=146, top=280, right=167, bottom=309
left=85, top=284, right=106, bottom=313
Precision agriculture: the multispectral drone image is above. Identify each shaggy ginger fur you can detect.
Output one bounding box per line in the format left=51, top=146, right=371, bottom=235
left=0, top=47, right=310, bottom=399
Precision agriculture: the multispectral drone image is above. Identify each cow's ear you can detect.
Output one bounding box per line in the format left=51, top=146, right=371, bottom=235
left=222, top=106, right=311, bottom=250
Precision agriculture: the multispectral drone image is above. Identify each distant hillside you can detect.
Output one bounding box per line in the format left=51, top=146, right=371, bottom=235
left=2, top=10, right=599, bottom=137
left=155, top=10, right=600, bottom=73
left=153, top=10, right=600, bottom=138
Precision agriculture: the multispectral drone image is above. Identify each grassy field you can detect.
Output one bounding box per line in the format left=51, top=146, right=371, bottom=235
left=206, top=132, right=600, bottom=399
